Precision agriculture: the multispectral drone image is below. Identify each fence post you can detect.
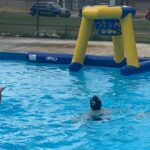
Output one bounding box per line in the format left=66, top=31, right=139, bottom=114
left=110, top=0, right=116, bottom=6
left=36, top=0, right=39, bottom=37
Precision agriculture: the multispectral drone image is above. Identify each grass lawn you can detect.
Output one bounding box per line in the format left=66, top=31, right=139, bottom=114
left=0, top=13, right=150, bottom=43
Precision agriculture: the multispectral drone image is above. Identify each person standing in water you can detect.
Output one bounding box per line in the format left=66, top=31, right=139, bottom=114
left=0, top=87, right=5, bottom=101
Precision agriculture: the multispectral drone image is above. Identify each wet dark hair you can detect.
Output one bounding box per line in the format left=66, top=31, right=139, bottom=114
left=90, top=96, right=102, bottom=110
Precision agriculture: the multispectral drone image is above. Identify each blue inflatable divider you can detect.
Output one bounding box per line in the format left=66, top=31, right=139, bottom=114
left=0, top=52, right=149, bottom=76
left=84, top=55, right=126, bottom=68
left=28, top=52, right=127, bottom=68
left=121, top=60, right=150, bottom=76
left=28, top=52, right=150, bottom=76
left=0, top=52, right=27, bottom=61
left=28, top=52, right=72, bottom=64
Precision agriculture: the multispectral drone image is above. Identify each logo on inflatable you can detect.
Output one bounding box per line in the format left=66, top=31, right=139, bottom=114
left=29, top=54, right=37, bottom=61
left=46, top=56, right=58, bottom=62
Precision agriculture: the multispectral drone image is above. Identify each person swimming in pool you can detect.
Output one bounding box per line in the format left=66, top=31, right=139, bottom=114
left=0, top=87, right=5, bottom=101
left=73, top=95, right=111, bottom=122
left=89, top=95, right=111, bottom=121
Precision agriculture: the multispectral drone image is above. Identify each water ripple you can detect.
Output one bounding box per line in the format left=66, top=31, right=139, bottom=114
left=0, top=61, right=150, bottom=149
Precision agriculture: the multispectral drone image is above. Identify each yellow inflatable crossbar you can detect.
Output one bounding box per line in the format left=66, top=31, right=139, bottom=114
left=83, top=6, right=122, bottom=19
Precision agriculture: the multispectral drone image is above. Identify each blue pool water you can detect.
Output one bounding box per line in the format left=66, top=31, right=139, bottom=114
left=0, top=60, right=150, bottom=150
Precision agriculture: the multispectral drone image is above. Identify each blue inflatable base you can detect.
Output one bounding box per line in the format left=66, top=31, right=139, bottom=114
left=28, top=52, right=127, bottom=68
left=121, top=60, right=150, bottom=76
left=0, top=52, right=149, bottom=76
left=27, top=52, right=150, bottom=76
left=69, top=62, right=83, bottom=72
left=28, top=53, right=72, bottom=64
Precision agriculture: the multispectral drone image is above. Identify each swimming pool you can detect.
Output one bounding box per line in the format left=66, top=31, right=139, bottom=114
left=0, top=59, right=150, bottom=150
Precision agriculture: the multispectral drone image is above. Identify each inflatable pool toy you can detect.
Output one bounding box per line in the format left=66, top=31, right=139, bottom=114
left=69, top=4, right=150, bottom=75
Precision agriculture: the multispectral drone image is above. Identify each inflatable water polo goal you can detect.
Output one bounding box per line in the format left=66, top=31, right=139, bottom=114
left=69, top=5, right=150, bottom=75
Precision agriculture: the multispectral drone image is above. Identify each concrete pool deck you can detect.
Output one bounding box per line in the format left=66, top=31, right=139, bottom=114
left=0, top=36, right=150, bottom=57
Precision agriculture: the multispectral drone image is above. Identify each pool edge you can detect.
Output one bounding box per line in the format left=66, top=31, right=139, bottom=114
left=0, top=51, right=150, bottom=75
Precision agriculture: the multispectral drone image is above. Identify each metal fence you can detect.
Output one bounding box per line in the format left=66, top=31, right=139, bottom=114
left=0, top=0, right=149, bottom=14
left=0, top=0, right=149, bottom=43
left=0, top=0, right=32, bottom=9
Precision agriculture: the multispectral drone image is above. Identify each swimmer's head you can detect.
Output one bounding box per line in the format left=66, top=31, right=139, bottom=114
left=90, top=96, right=102, bottom=111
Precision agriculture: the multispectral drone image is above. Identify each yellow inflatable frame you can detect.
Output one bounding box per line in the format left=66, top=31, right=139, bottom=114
left=70, top=5, right=140, bottom=71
